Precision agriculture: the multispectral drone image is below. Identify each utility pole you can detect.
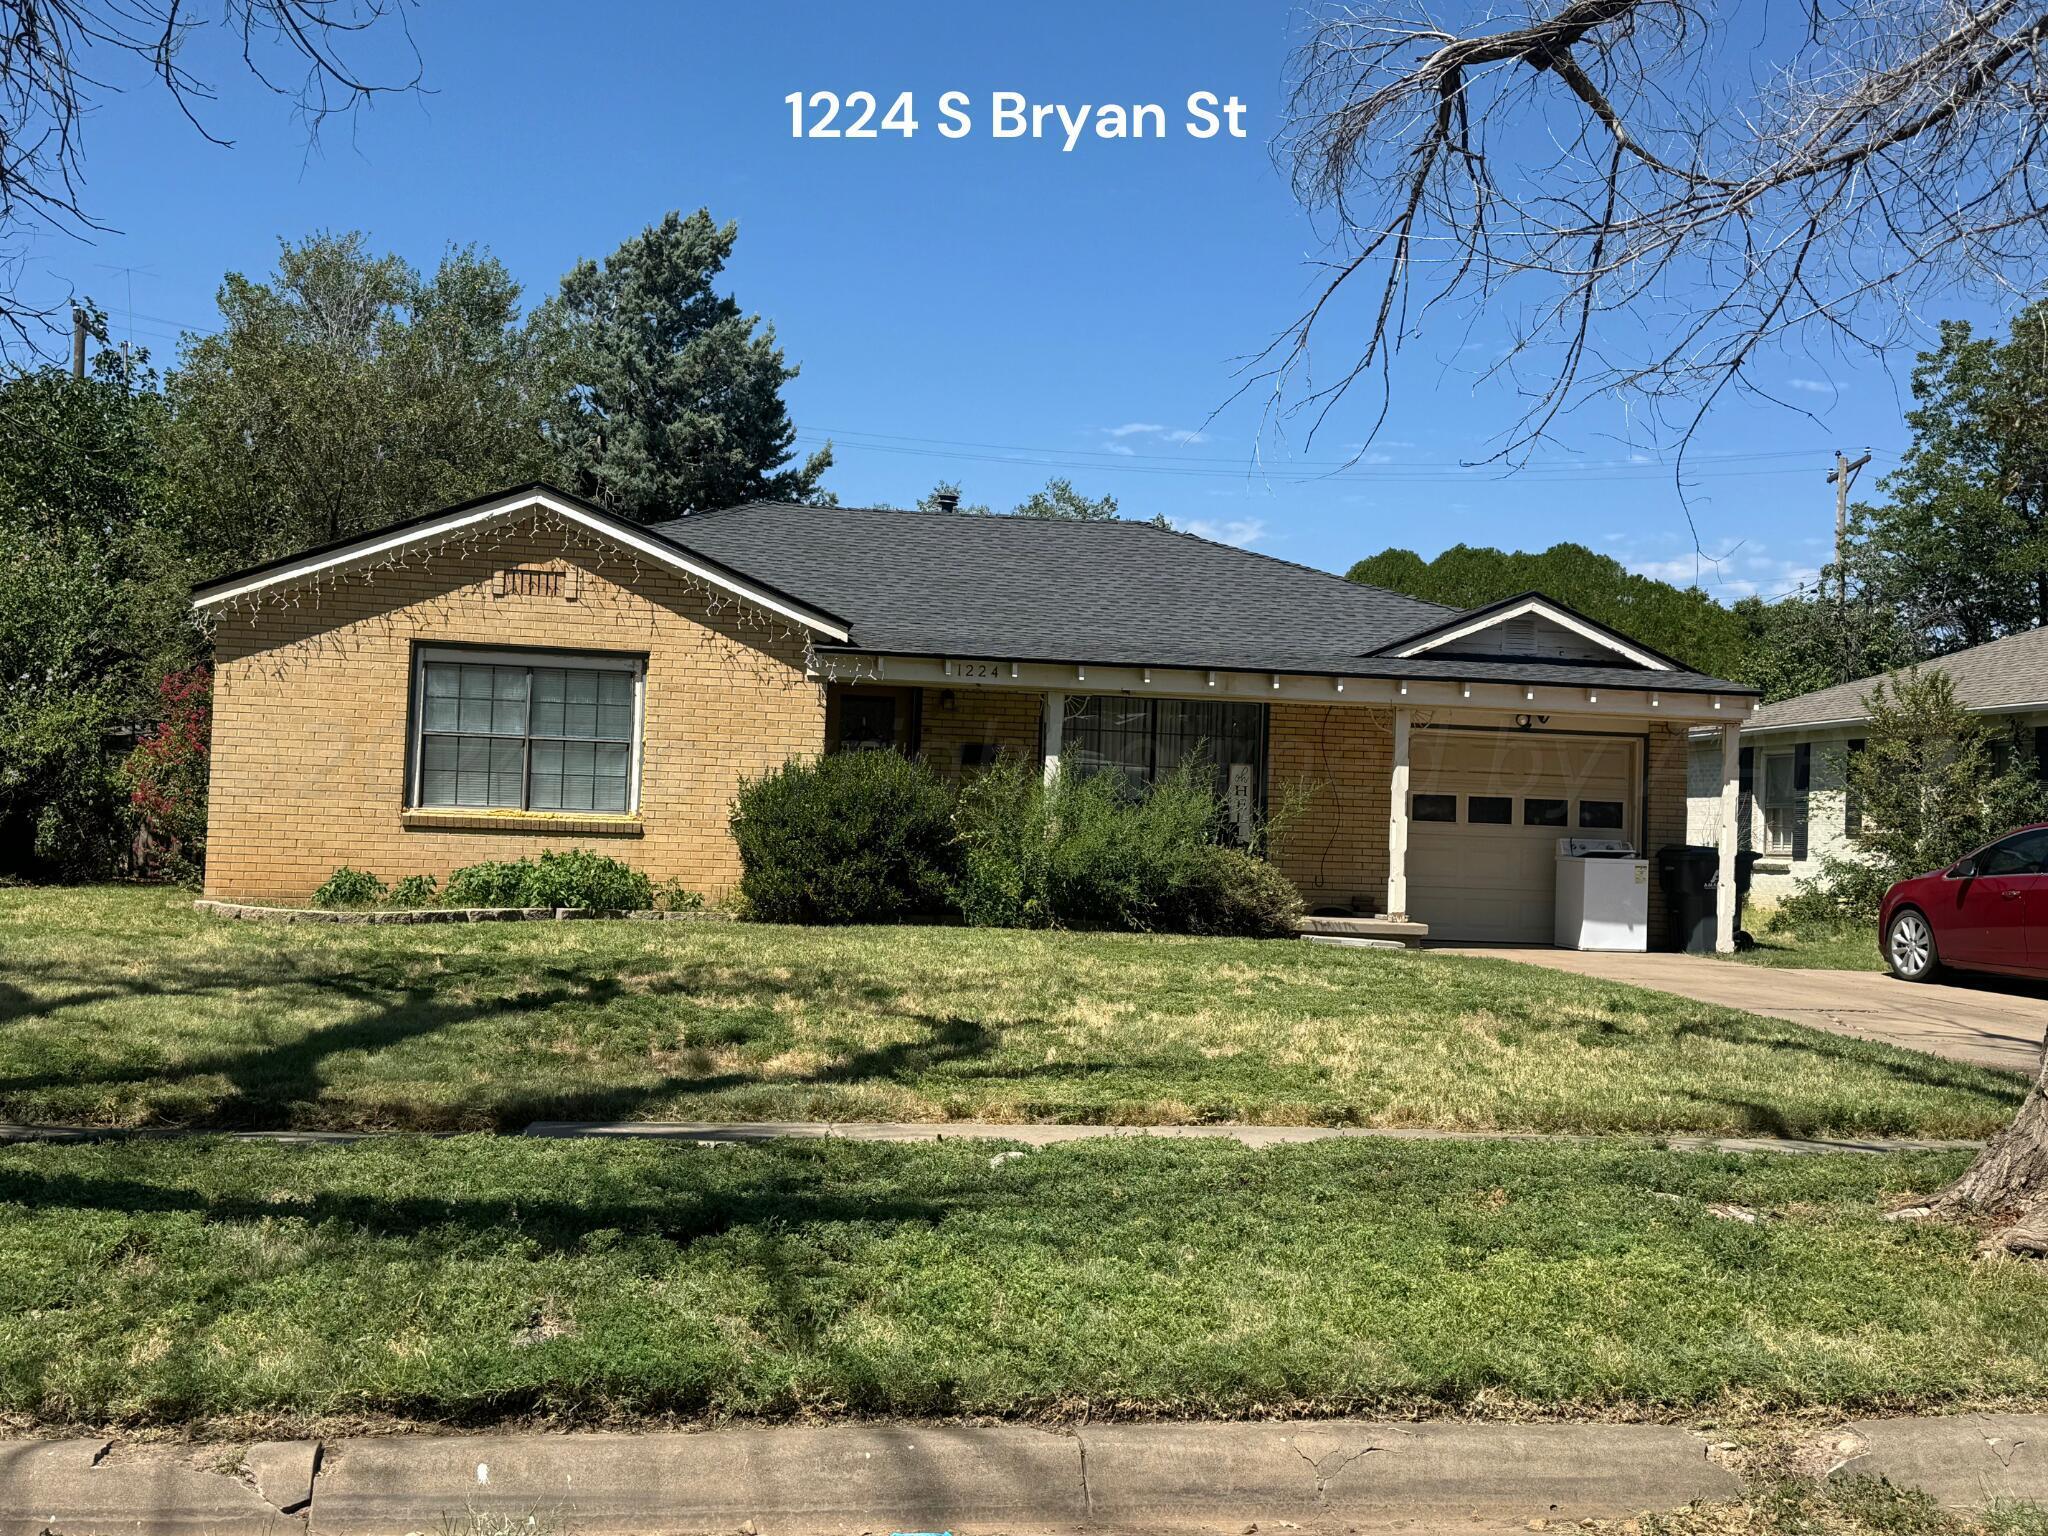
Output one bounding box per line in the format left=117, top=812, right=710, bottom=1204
left=1827, top=449, right=1872, bottom=610
left=70, top=307, right=86, bottom=380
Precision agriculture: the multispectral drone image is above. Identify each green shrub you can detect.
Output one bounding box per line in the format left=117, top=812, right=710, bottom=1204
left=650, top=877, right=706, bottom=913
left=955, top=757, right=1300, bottom=937
left=388, top=873, right=439, bottom=908
left=312, top=866, right=388, bottom=908
left=730, top=750, right=957, bottom=924
left=442, top=849, right=653, bottom=911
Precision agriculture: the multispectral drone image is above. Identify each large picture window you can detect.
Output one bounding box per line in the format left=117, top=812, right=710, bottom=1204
left=1061, top=697, right=1266, bottom=840
left=411, top=649, right=643, bottom=814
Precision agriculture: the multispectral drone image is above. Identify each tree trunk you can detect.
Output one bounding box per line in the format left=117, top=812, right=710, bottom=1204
left=1933, top=1040, right=2048, bottom=1251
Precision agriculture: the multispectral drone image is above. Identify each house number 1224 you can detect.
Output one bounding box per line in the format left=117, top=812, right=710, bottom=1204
left=785, top=90, right=919, bottom=138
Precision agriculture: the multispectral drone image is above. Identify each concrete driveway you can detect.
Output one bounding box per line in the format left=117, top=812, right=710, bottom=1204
left=1439, top=947, right=2048, bottom=1074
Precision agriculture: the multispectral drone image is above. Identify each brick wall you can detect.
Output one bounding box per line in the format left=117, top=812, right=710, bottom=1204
left=204, top=520, right=824, bottom=902
left=915, top=686, right=1044, bottom=778
left=1267, top=702, right=1395, bottom=914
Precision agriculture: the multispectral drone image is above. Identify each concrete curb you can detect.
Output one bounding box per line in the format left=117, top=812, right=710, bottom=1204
left=1822, top=1414, right=2048, bottom=1508
left=0, top=1421, right=1744, bottom=1535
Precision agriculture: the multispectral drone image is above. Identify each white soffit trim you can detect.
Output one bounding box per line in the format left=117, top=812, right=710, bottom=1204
left=190, top=490, right=851, bottom=641
left=1390, top=597, right=1672, bottom=671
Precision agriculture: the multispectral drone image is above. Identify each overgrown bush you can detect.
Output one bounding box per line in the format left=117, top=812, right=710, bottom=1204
left=313, top=866, right=388, bottom=908
left=1783, top=668, right=2048, bottom=926
left=729, top=750, right=958, bottom=924
left=954, top=757, right=1301, bottom=937
left=442, top=849, right=653, bottom=910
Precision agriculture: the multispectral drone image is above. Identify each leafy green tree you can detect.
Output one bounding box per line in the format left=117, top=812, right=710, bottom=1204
left=165, top=233, right=550, bottom=572
left=1347, top=542, right=1750, bottom=679
left=537, top=210, right=831, bottom=521
left=1852, top=303, right=2048, bottom=652
left=0, top=329, right=194, bottom=877
left=1725, top=593, right=1923, bottom=704
left=1782, top=669, right=2048, bottom=927
left=1011, top=477, right=1118, bottom=521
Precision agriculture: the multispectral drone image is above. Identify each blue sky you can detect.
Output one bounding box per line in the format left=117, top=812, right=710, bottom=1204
left=16, top=1, right=2015, bottom=601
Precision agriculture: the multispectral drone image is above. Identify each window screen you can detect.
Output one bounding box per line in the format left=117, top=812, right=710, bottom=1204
left=417, top=656, right=637, bottom=813
left=1061, top=697, right=1266, bottom=840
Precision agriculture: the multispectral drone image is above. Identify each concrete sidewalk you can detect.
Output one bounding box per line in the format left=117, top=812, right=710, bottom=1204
left=1441, top=947, right=2048, bottom=1073
left=4, top=1416, right=2044, bottom=1534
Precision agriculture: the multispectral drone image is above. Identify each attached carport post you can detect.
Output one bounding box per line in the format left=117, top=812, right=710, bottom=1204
left=1386, top=706, right=1411, bottom=921
left=1042, top=690, right=1065, bottom=787
left=1716, top=721, right=1740, bottom=953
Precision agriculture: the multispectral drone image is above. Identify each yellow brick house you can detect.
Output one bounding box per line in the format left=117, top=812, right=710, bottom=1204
left=194, top=484, right=1761, bottom=948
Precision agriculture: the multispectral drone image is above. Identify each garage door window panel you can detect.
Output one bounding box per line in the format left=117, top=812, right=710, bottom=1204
left=1524, top=797, right=1568, bottom=827
left=1468, top=796, right=1513, bottom=825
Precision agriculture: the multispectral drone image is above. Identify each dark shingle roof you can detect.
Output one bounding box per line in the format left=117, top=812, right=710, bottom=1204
left=1748, top=625, right=2048, bottom=731
left=651, top=501, right=1750, bottom=693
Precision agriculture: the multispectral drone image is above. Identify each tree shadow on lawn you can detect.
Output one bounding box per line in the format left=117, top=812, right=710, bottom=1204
left=1665, top=1008, right=2025, bottom=1104
left=0, top=1156, right=954, bottom=1255
left=0, top=950, right=1116, bottom=1130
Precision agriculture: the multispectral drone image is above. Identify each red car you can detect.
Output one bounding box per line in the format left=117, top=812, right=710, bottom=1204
left=1881, top=823, right=2048, bottom=982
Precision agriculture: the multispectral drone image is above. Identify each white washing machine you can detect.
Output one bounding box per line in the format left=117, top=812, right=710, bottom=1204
left=1553, top=838, right=1649, bottom=951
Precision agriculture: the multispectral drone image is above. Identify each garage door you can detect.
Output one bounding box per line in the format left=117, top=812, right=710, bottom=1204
left=1407, top=732, right=1639, bottom=944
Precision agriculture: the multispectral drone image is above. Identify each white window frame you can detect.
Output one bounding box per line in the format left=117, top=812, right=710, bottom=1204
left=409, top=645, right=647, bottom=815
left=1760, top=749, right=1799, bottom=855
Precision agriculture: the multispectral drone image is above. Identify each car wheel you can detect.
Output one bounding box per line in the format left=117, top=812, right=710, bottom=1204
left=1886, top=908, right=1940, bottom=982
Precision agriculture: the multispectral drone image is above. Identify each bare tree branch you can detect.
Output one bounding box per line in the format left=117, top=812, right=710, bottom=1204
left=1265, top=0, right=2048, bottom=489
left=0, top=0, right=422, bottom=355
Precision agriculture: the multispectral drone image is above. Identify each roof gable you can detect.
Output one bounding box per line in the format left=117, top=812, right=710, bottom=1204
left=1376, top=592, right=1677, bottom=672
left=189, top=485, right=852, bottom=640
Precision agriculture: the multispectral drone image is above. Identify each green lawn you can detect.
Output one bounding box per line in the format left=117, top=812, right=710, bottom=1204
left=0, top=1134, right=2038, bottom=1431
left=0, top=888, right=2019, bottom=1138
left=1729, top=921, right=1887, bottom=972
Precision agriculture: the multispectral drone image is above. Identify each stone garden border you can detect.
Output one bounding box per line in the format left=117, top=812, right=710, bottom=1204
left=194, top=899, right=729, bottom=925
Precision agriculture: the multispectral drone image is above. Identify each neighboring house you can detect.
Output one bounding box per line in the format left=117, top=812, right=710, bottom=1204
left=1686, top=626, right=2048, bottom=906
left=193, top=484, right=1762, bottom=947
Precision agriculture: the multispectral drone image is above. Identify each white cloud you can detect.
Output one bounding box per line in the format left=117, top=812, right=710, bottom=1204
left=1624, top=543, right=1819, bottom=601
left=1099, top=422, right=1209, bottom=447
left=1178, top=517, right=1268, bottom=547
left=1786, top=377, right=1840, bottom=394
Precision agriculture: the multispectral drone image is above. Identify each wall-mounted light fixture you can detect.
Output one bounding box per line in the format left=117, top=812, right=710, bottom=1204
left=939, top=689, right=957, bottom=711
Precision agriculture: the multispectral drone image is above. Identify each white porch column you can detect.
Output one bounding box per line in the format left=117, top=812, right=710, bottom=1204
left=1716, top=721, right=1740, bottom=953
left=1042, top=690, right=1066, bottom=787
left=1387, top=706, right=1411, bottom=921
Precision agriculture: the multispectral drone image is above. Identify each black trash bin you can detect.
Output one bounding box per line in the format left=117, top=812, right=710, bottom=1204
left=1655, top=844, right=1721, bottom=954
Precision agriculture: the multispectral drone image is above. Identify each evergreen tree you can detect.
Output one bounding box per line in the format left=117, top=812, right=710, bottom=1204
left=538, top=210, right=831, bottom=520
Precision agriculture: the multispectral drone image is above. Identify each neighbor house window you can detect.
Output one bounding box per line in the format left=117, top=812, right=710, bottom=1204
left=1061, top=697, right=1266, bottom=840
left=412, top=649, right=643, bottom=814
left=1761, top=750, right=1799, bottom=854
